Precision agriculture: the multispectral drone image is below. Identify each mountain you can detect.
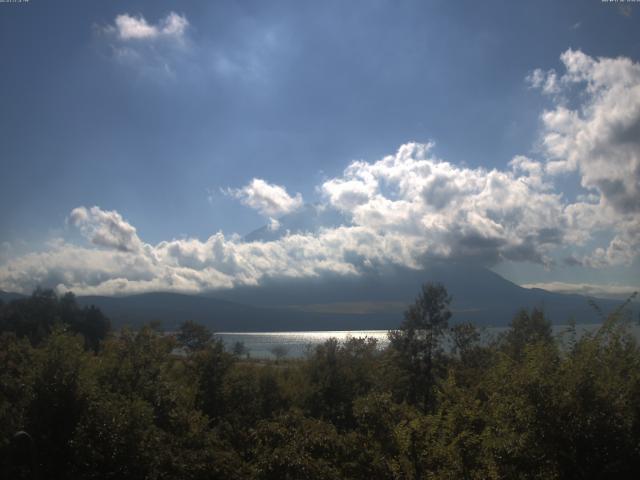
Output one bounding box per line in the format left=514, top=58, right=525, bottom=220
left=210, top=263, right=633, bottom=327
left=236, top=211, right=636, bottom=328
left=3, top=267, right=634, bottom=331
left=73, top=264, right=634, bottom=332
left=0, top=290, right=26, bottom=303
left=75, top=292, right=396, bottom=332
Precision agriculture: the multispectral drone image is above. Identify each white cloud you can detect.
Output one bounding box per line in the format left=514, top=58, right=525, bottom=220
left=539, top=49, right=640, bottom=214
left=0, top=128, right=633, bottom=295
left=321, top=143, right=564, bottom=265
left=531, top=49, right=640, bottom=266
left=100, top=12, right=191, bottom=79
left=526, top=68, right=560, bottom=95
left=68, top=206, right=142, bottom=253
left=224, top=178, right=303, bottom=217
left=1, top=49, right=640, bottom=295
left=109, top=12, right=189, bottom=41
left=523, top=281, right=639, bottom=300
left=113, top=14, right=157, bottom=40
left=2, top=143, right=571, bottom=295
left=267, top=218, right=281, bottom=232
left=584, top=221, right=640, bottom=268
left=161, top=12, right=190, bottom=38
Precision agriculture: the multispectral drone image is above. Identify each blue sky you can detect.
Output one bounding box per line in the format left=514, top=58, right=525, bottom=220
left=1, top=0, right=639, bottom=297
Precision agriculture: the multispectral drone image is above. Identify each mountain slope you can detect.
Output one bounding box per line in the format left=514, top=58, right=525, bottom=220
left=76, top=292, right=396, bottom=331
left=210, top=263, right=631, bottom=327
left=0, top=290, right=26, bottom=303
left=237, top=211, right=634, bottom=326
left=3, top=265, right=633, bottom=331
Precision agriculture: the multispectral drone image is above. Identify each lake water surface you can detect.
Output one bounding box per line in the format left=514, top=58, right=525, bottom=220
left=215, top=323, right=640, bottom=359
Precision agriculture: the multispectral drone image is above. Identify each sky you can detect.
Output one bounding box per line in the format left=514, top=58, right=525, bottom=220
left=0, top=0, right=639, bottom=298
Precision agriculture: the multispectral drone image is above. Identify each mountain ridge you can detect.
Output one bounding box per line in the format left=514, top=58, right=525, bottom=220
left=3, top=265, right=635, bottom=331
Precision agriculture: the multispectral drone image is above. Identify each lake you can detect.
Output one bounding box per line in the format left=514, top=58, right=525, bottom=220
left=215, top=330, right=389, bottom=359
left=215, top=323, right=640, bottom=359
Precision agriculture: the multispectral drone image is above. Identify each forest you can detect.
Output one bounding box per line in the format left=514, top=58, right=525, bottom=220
left=1, top=285, right=639, bottom=479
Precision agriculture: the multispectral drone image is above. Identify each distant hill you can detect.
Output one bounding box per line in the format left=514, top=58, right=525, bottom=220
left=75, top=292, right=396, bottom=332
left=3, top=264, right=634, bottom=331
left=211, top=263, right=632, bottom=325
left=0, top=290, right=26, bottom=303
left=73, top=263, right=635, bottom=331
left=237, top=210, right=638, bottom=327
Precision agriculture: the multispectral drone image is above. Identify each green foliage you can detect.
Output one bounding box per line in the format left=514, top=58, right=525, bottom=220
left=549, top=312, right=640, bottom=478
left=253, top=411, right=345, bottom=480
left=388, top=282, right=452, bottom=411
left=223, top=365, right=288, bottom=427
left=193, top=339, right=235, bottom=421
left=0, top=333, right=34, bottom=471
left=232, top=340, right=248, bottom=357
left=0, top=288, right=60, bottom=344
left=305, top=337, right=379, bottom=429
left=25, top=328, right=91, bottom=478
left=177, top=320, right=213, bottom=352
left=500, top=307, right=553, bottom=360
left=1, top=287, right=639, bottom=478
left=0, top=289, right=110, bottom=350
left=349, top=392, right=421, bottom=478
left=450, top=321, right=480, bottom=360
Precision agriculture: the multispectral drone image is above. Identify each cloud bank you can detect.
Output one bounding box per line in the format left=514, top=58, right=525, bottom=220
left=1, top=49, right=639, bottom=295
left=522, top=282, right=638, bottom=300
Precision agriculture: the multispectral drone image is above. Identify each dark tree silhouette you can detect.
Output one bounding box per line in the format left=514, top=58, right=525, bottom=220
left=0, top=289, right=110, bottom=350
left=177, top=320, right=212, bottom=351
left=270, top=345, right=289, bottom=363
left=501, top=307, right=552, bottom=359
left=232, top=340, right=247, bottom=357
left=389, top=282, right=451, bottom=411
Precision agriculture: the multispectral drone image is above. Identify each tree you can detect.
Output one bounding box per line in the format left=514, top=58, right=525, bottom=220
left=25, top=328, right=89, bottom=479
left=177, top=320, right=212, bottom=352
left=500, top=307, right=552, bottom=359
left=0, top=289, right=110, bottom=350
left=254, top=412, right=345, bottom=479
left=232, top=340, right=247, bottom=358
left=0, top=288, right=59, bottom=345
left=305, top=337, right=379, bottom=428
left=194, top=340, right=235, bottom=421
left=450, top=322, right=480, bottom=359
left=0, top=333, right=34, bottom=478
left=388, top=282, right=452, bottom=411
left=270, top=345, right=290, bottom=363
